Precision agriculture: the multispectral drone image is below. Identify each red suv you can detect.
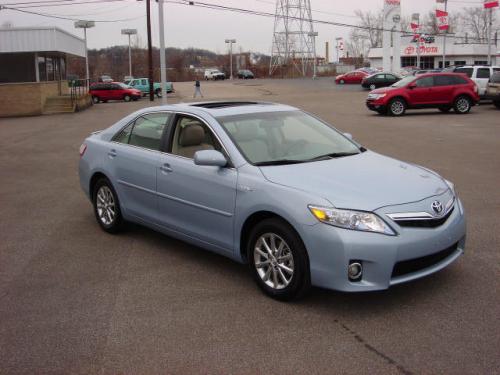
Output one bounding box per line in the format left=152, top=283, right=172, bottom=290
left=90, top=82, right=141, bottom=104
left=366, top=73, right=480, bottom=116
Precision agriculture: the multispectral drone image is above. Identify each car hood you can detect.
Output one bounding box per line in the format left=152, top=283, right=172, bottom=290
left=370, top=86, right=398, bottom=94
left=259, top=151, right=449, bottom=211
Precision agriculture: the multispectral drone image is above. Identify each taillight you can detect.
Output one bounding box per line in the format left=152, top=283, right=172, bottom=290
left=79, top=143, right=87, bottom=157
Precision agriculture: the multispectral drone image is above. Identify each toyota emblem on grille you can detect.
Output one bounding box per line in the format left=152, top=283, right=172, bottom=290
left=431, top=201, right=443, bottom=215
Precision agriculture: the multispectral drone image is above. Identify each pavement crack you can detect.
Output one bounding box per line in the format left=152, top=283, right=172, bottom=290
left=336, top=319, right=414, bottom=375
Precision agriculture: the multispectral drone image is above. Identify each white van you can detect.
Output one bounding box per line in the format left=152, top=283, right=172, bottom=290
left=453, top=65, right=500, bottom=97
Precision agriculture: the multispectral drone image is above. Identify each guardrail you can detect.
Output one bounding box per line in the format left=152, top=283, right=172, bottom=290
left=69, top=79, right=90, bottom=106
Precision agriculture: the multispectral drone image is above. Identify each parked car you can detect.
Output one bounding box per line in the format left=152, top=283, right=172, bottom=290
left=237, top=69, right=255, bottom=79
left=366, top=73, right=480, bottom=116
left=361, top=72, right=401, bottom=90
left=204, top=69, right=226, bottom=80
left=451, top=65, right=500, bottom=98
left=335, top=71, right=369, bottom=84
left=79, top=101, right=465, bottom=300
left=486, top=71, right=500, bottom=109
left=124, top=78, right=173, bottom=98
left=356, top=67, right=379, bottom=75
left=90, top=82, right=141, bottom=103
left=98, top=75, right=113, bottom=83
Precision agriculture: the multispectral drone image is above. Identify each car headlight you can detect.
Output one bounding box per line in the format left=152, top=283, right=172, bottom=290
left=368, top=93, right=386, bottom=100
left=308, top=205, right=396, bottom=235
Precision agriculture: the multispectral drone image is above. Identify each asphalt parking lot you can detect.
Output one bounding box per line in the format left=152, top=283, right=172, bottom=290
left=1, top=78, right=499, bottom=374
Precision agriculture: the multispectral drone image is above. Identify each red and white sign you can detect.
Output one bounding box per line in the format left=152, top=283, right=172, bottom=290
left=436, top=9, right=449, bottom=31
left=385, top=0, right=401, bottom=5
left=484, top=0, right=499, bottom=8
left=404, top=45, right=439, bottom=56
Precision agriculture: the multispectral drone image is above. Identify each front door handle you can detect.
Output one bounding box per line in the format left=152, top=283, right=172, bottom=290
left=108, top=149, right=117, bottom=158
left=160, top=163, right=173, bottom=173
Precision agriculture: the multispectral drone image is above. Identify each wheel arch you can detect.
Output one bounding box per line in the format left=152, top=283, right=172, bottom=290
left=238, top=210, right=308, bottom=265
left=89, top=171, right=110, bottom=200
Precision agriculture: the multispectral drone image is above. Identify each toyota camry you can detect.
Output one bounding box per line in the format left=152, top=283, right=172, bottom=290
left=79, top=101, right=466, bottom=300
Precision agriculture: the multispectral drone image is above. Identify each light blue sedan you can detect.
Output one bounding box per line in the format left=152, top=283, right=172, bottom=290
left=79, top=102, right=466, bottom=300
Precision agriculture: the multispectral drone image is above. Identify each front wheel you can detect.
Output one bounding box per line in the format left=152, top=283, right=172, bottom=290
left=92, top=96, right=100, bottom=104
left=369, top=83, right=376, bottom=90
left=454, top=96, right=471, bottom=114
left=92, top=178, right=124, bottom=233
left=248, top=218, right=311, bottom=301
left=388, top=98, right=406, bottom=116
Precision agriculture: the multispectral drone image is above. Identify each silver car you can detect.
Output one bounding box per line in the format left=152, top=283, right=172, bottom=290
left=79, top=102, right=466, bottom=300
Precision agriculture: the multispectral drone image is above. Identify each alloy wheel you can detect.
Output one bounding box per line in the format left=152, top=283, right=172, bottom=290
left=456, top=98, right=470, bottom=113
left=254, top=233, right=294, bottom=290
left=96, top=186, right=116, bottom=225
left=391, top=100, right=405, bottom=115
left=370, top=84, right=376, bottom=90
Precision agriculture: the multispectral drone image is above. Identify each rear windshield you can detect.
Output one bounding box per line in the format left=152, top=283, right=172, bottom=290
left=455, top=68, right=473, bottom=78
left=491, top=73, right=500, bottom=83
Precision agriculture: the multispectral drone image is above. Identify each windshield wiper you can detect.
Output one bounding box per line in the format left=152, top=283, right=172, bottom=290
left=254, top=159, right=308, bottom=166
left=309, top=152, right=359, bottom=161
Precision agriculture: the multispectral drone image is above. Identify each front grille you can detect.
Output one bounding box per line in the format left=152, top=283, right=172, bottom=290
left=395, top=207, right=454, bottom=228
left=391, top=243, right=459, bottom=278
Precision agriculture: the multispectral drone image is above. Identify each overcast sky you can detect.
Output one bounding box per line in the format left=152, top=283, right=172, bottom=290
left=0, top=0, right=487, bottom=55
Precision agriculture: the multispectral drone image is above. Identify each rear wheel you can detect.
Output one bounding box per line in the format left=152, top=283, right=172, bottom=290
left=92, top=178, right=124, bottom=233
left=92, top=96, right=100, bottom=104
left=438, top=106, right=451, bottom=113
left=123, top=95, right=131, bottom=102
left=248, top=218, right=310, bottom=301
left=388, top=98, right=406, bottom=116
left=369, top=83, right=376, bottom=90
left=454, top=96, right=471, bottom=114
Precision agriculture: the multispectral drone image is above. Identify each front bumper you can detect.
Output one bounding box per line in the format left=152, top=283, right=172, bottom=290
left=299, top=198, right=466, bottom=292
left=366, top=100, right=387, bottom=112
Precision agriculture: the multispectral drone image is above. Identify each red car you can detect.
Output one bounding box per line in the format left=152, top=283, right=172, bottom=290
left=90, top=82, right=141, bottom=103
left=335, top=71, right=369, bottom=84
left=366, top=73, right=480, bottom=116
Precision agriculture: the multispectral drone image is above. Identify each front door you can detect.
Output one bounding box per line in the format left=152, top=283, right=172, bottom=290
left=156, top=114, right=237, bottom=252
left=407, top=76, right=434, bottom=105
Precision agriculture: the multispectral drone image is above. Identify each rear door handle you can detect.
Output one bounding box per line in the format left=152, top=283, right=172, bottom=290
left=160, top=163, right=173, bottom=173
left=108, top=149, right=117, bottom=158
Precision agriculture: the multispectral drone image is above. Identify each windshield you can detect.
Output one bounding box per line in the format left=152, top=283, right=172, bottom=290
left=391, top=76, right=415, bottom=87
left=217, top=111, right=361, bottom=165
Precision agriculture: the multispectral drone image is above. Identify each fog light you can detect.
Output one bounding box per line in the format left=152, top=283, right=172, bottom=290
left=348, top=262, right=363, bottom=281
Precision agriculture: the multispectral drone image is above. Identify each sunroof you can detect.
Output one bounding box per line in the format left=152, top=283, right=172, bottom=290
left=189, top=101, right=266, bottom=109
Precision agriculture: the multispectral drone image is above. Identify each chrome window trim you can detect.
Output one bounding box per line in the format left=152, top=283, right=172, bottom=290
left=387, top=197, right=455, bottom=221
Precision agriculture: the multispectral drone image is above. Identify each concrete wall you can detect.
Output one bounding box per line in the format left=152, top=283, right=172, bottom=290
left=0, top=81, right=63, bottom=117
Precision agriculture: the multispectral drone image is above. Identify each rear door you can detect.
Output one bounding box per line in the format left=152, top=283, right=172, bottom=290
left=107, top=112, right=171, bottom=223
left=433, top=75, right=456, bottom=104
left=475, top=68, right=491, bottom=96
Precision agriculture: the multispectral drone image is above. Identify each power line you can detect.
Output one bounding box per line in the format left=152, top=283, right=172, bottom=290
left=11, top=0, right=126, bottom=9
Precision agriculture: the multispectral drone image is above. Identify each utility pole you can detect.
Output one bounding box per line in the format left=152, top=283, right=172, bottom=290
left=225, top=39, right=236, bottom=80
left=121, top=29, right=137, bottom=78
left=74, top=20, right=95, bottom=82
left=442, top=0, right=448, bottom=69
left=158, top=0, right=167, bottom=104
left=308, top=31, right=318, bottom=79
left=487, top=8, right=493, bottom=65
left=146, top=0, right=154, bottom=101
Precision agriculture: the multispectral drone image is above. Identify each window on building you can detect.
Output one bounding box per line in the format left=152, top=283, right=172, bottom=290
left=60, top=57, right=66, bottom=80
left=401, top=57, right=416, bottom=68
left=46, top=57, right=54, bottom=81
left=37, top=56, right=46, bottom=81
left=454, top=61, right=466, bottom=67
left=438, top=61, right=451, bottom=69
left=474, top=61, right=488, bottom=66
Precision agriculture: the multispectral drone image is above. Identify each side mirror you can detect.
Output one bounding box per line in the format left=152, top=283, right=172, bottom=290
left=194, top=150, right=227, bottom=167
left=343, top=132, right=353, bottom=140
left=408, top=83, right=417, bottom=89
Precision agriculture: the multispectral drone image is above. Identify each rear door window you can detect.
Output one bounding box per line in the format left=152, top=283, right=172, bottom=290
left=477, top=68, right=490, bottom=79
left=141, top=79, right=148, bottom=86
left=434, top=75, right=455, bottom=86
left=113, top=113, right=171, bottom=151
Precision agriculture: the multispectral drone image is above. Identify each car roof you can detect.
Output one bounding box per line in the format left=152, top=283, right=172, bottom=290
left=134, top=101, right=299, bottom=117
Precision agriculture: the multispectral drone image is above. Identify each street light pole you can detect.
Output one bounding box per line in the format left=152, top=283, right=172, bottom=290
left=487, top=8, right=493, bottom=65
left=158, top=0, right=167, bottom=104
left=74, top=20, right=95, bottom=81
left=146, top=0, right=154, bottom=101
left=442, top=0, right=448, bottom=69
left=225, top=39, right=236, bottom=79
left=121, top=29, right=137, bottom=78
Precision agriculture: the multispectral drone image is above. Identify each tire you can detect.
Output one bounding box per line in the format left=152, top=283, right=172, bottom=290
left=92, top=178, right=124, bottom=234
left=123, top=95, right=131, bottom=102
left=92, top=96, right=100, bottom=104
left=438, top=106, right=451, bottom=113
left=388, top=98, right=406, bottom=116
left=247, top=218, right=311, bottom=301
left=453, top=96, right=471, bottom=114
left=339, top=79, right=345, bottom=84
left=369, top=84, right=376, bottom=90
left=155, top=89, right=162, bottom=98
left=493, top=101, right=500, bottom=109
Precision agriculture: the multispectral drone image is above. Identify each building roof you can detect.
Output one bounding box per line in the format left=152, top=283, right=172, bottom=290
left=0, top=27, right=85, bottom=57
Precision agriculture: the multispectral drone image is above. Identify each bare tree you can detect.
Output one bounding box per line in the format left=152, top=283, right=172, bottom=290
left=458, top=7, right=498, bottom=42
left=353, top=9, right=384, bottom=48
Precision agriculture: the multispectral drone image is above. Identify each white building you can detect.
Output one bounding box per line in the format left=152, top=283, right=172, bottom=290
left=368, top=34, right=499, bottom=70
